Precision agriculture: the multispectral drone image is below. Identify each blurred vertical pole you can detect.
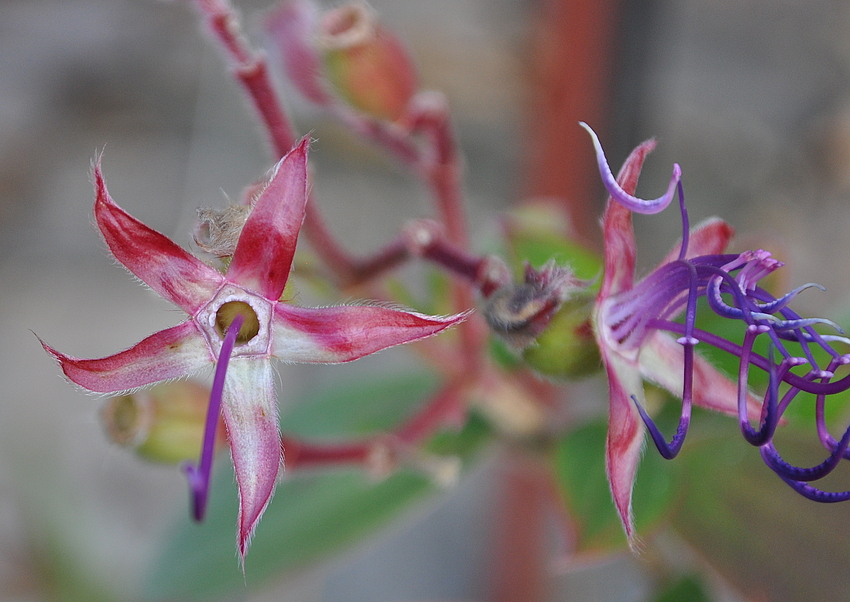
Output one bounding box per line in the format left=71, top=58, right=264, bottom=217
left=490, top=1, right=625, bottom=598
left=522, top=0, right=622, bottom=249
left=490, top=455, right=549, bottom=602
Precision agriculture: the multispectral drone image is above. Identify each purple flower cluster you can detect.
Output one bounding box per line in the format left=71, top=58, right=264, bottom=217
left=583, top=123, right=850, bottom=542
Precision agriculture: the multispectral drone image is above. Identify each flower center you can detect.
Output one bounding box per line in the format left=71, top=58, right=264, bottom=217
left=215, top=301, right=260, bottom=344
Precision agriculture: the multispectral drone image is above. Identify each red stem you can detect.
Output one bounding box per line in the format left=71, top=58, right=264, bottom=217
left=279, top=379, right=467, bottom=474
left=490, top=454, right=548, bottom=602
left=194, top=0, right=298, bottom=155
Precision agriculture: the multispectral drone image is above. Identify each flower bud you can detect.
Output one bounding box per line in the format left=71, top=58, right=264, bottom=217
left=483, top=261, right=578, bottom=350
left=521, top=291, right=601, bottom=380
left=318, top=2, right=418, bottom=122
left=100, top=381, right=227, bottom=464
left=266, top=0, right=418, bottom=122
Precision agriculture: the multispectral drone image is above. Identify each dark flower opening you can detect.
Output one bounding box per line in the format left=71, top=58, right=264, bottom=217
left=215, top=301, right=260, bottom=344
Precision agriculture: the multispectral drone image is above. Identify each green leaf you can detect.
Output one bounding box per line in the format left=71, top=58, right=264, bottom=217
left=503, top=203, right=602, bottom=282
left=146, top=465, right=432, bottom=600
left=551, top=419, right=680, bottom=554
left=145, top=371, right=491, bottom=600
left=673, top=425, right=850, bottom=602
left=651, top=574, right=711, bottom=602
left=281, top=370, right=438, bottom=438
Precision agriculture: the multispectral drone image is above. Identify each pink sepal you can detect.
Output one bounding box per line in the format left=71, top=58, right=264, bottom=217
left=599, top=343, right=645, bottom=546
left=220, top=358, right=281, bottom=563
left=658, top=217, right=735, bottom=266
left=93, top=160, right=225, bottom=313
left=598, top=139, right=657, bottom=300
left=227, top=138, right=309, bottom=301
left=640, top=332, right=764, bottom=421
left=40, top=320, right=213, bottom=394
left=272, top=303, right=468, bottom=363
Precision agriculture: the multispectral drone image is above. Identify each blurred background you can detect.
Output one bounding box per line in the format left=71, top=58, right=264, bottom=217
left=3, top=0, right=850, bottom=600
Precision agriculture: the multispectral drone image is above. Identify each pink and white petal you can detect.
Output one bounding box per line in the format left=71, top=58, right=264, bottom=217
left=93, top=161, right=225, bottom=313
left=639, top=331, right=763, bottom=419
left=600, top=344, right=645, bottom=545
left=220, top=358, right=281, bottom=562
left=598, top=138, right=658, bottom=299
left=272, top=303, right=467, bottom=363
left=40, top=320, right=213, bottom=394
left=657, top=217, right=735, bottom=267
left=228, top=139, right=309, bottom=301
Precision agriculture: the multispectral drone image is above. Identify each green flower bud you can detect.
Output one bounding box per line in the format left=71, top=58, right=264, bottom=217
left=100, top=381, right=226, bottom=464
left=522, top=292, right=601, bottom=379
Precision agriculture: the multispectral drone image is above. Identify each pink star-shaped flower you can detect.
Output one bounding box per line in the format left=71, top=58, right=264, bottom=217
left=41, top=138, right=466, bottom=559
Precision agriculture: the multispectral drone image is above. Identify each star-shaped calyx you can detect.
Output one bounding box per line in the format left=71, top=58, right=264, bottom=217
left=41, top=138, right=466, bottom=561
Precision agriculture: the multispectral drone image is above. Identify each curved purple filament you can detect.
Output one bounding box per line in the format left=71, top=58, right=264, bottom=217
left=183, top=313, right=245, bottom=522
left=761, top=423, right=850, bottom=482
left=754, top=283, right=825, bottom=314
left=632, top=262, right=699, bottom=460
left=579, top=121, right=681, bottom=215
left=650, top=320, right=850, bottom=396
left=633, top=394, right=690, bottom=460
left=676, top=180, right=690, bottom=261
left=778, top=476, right=850, bottom=503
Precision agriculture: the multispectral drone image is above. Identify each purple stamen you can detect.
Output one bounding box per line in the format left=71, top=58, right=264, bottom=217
left=775, top=357, right=809, bottom=416
left=814, top=360, right=850, bottom=461
left=754, top=282, right=825, bottom=313
left=676, top=180, right=690, bottom=261
left=738, top=328, right=775, bottom=446
left=767, top=316, right=844, bottom=333
left=777, top=476, right=850, bottom=503
left=631, top=262, right=699, bottom=459
left=580, top=121, right=681, bottom=215
left=649, top=320, right=850, bottom=396
left=183, top=313, right=245, bottom=522
left=761, top=423, right=850, bottom=482
left=633, top=394, right=690, bottom=460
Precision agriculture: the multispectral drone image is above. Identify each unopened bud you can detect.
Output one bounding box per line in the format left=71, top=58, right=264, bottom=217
left=100, top=381, right=226, bottom=464
left=319, top=2, right=418, bottom=121
left=521, top=292, right=601, bottom=379
left=483, top=261, right=578, bottom=349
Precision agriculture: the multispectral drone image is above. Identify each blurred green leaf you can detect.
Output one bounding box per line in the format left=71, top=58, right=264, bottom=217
left=503, top=203, right=602, bottom=282
left=674, top=424, right=850, bottom=602
left=650, top=574, right=711, bottom=602
left=551, top=419, right=680, bottom=553
left=281, top=371, right=438, bottom=438
left=146, top=465, right=432, bottom=601
left=145, top=371, right=491, bottom=600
